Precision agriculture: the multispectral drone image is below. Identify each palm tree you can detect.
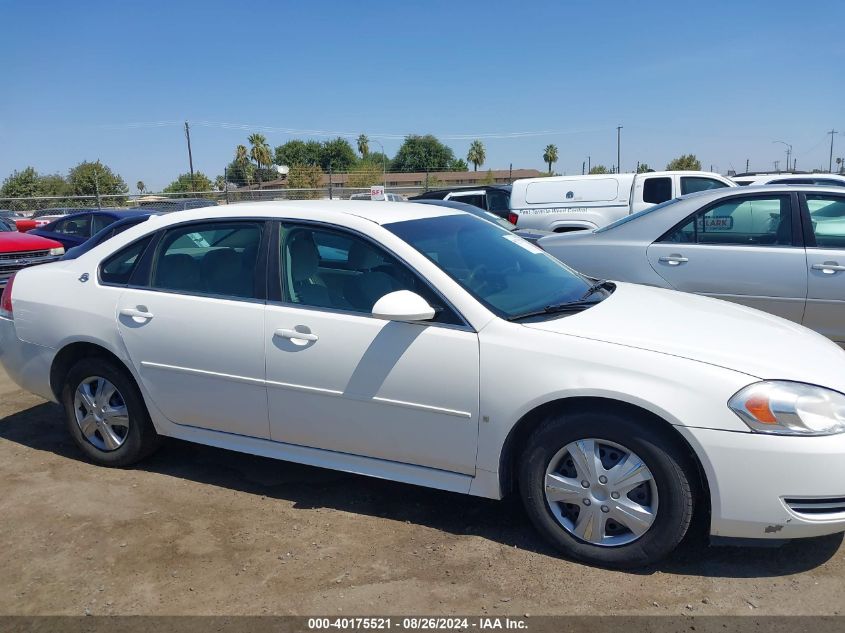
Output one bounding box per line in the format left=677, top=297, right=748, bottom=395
left=357, top=134, right=369, bottom=158
left=136, top=180, right=145, bottom=194
left=247, top=133, right=272, bottom=169
left=543, top=144, right=559, bottom=174
left=467, top=139, right=485, bottom=171
left=235, top=144, right=252, bottom=185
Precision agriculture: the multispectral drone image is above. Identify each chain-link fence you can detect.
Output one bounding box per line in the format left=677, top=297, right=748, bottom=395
left=0, top=186, right=431, bottom=217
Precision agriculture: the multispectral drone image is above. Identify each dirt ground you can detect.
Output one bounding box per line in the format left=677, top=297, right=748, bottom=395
left=1, top=367, right=843, bottom=616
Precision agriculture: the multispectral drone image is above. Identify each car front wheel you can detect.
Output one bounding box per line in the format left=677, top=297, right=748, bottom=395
left=519, top=410, right=695, bottom=568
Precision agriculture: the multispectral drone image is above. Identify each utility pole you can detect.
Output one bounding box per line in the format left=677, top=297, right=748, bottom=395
left=588, top=156, right=591, bottom=173
left=509, top=163, right=513, bottom=183
left=616, top=126, right=622, bottom=174
left=184, top=121, right=195, bottom=191
left=582, top=161, right=585, bottom=175
left=774, top=160, right=780, bottom=172
left=746, top=158, right=750, bottom=173
left=328, top=164, right=333, bottom=200
left=829, top=129, right=838, bottom=173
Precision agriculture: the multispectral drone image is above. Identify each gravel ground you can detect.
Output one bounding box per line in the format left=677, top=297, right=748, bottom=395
left=1, top=366, right=843, bottom=616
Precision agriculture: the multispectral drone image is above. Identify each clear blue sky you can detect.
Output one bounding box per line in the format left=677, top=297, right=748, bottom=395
left=1, top=0, right=843, bottom=191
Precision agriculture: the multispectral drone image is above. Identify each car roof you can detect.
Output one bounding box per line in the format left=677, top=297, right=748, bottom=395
left=140, top=200, right=460, bottom=228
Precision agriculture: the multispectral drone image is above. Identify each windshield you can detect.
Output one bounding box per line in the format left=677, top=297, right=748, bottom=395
left=595, top=198, right=681, bottom=233
left=385, top=214, right=598, bottom=319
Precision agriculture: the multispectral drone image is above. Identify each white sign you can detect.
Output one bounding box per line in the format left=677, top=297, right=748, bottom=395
left=370, top=185, right=386, bottom=201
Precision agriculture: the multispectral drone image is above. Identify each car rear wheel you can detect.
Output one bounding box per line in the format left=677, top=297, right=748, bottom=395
left=518, top=410, right=694, bottom=568
left=62, top=358, right=160, bottom=466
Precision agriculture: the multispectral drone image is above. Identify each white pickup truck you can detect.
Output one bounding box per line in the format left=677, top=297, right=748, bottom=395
left=510, top=171, right=735, bottom=232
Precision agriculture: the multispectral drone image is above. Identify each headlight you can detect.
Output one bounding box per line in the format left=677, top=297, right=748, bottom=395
left=729, top=381, right=845, bottom=436
left=49, top=247, right=64, bottom=256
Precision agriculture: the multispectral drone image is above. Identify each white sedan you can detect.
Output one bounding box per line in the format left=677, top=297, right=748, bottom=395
left=1, top=201, right=845, bottom=568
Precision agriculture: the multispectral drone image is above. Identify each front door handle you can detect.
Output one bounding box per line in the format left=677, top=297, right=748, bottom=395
left=274, top=328, right=318, bottom=342
left=811, top=262, right=845, bottom=274
left=119, top=307, right=154, bottom=320
left=658, top=254, right=689, bottom=266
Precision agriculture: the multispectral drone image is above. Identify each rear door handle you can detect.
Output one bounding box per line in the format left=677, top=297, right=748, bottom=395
left=811, top=262, right=845, bottom=274
left=120, top=307, right=154, bottom=320
left=274, top=328, right=318, bottom=342
left=658, top=255, right=689, bottom=266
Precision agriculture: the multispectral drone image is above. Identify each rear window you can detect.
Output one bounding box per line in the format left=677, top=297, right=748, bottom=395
left=642, top=177, right=672, bottom=204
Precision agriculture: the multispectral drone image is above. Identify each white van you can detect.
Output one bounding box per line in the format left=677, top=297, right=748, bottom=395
left=731, top=173, right=845, bottom=187
left=510, top=171, right=735, bottom=232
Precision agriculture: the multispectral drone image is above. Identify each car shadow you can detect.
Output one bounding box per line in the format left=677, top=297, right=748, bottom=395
left=1, top=401, right=842, bottom=578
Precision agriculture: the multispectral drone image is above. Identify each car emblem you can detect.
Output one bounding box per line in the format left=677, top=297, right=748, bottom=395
left=566, top=191, right=574, bottom=199
left=16, top=259, right=31, bottom=266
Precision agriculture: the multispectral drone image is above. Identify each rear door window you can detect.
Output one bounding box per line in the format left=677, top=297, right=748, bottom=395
left=806, top=194, right=845, bottom=248
left=54, top=215, right=92, bottom=237
left=151, top=222, right=263, bottom=298
left=100, top=237, right=153, bottom=286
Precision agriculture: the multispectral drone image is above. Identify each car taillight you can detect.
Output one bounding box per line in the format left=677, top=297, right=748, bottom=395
left=0, top=273, right=15, bottom=319
left=507, top=212, right=519, bottom=225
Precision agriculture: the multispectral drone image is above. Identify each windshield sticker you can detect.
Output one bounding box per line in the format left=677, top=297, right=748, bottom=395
left=698, top=216, right=734, bottom=231
left=502, top=233, right=545, bottom=254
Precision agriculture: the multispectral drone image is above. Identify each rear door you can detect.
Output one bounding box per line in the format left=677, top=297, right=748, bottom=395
left=445, top=190, right=486, bottom=210
left=114, top=219, right=270, bottom=437
left=633, top=175, right=672, bottom=213
left=646, top=192, right=808, bottom=322
left=801, top=192, right=845, bottom=343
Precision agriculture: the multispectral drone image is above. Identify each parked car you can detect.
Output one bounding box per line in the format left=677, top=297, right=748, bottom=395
left=0, top=209, right=25, bottom=220
left=510, top=171, right=735, bottom=233
left=0, top=217, right=64, bottom=288
left=538, top=185, right=845, bottom=345
left=61, top=213, right=158, bottom=260
left=732, top=172, right=845, bottom=187
left=349, top=192, right=406, bottom=202
left=2, top=201, right=845, bottom=568
left=410, top=185, right=512, bottom=219
left=411, top=198, right=552, bottom=244
left=28, top=209, right=151, bottom=251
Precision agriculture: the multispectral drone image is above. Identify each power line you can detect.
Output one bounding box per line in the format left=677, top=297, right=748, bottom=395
left=829, top=129, right=839, bottom=173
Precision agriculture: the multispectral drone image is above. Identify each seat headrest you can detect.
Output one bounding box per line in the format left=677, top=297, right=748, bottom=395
left=289, top=236, right=319, bottom=281
left=348, top=240, right=383, bottom=270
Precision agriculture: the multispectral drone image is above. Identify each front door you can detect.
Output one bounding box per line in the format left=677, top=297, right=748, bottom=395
left=115, top=220, right=270, bottom=438
left=264, top=222, right=480, bottom=475
left=801, top=192, right=845, bottom=343
left=646, top=192, right=808, bottom=322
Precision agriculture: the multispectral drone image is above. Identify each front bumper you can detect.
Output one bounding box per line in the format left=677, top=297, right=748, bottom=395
left=677, top=425, right=845, bottom=540
left=0, top=316, right=56, bottom=402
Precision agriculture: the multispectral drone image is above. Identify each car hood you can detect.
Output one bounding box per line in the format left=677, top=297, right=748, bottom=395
left=0, top=231, right=62, bottom=252
left=523, top=282, right=845, bottom=388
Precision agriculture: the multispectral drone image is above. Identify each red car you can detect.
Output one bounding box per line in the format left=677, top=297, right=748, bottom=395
left=0, top=219, right=64, bottom=288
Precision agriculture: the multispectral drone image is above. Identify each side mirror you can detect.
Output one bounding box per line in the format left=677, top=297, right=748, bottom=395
left=372, top=290, right=435, bottom=322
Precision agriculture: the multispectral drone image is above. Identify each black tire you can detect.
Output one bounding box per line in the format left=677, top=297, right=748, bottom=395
left=518, top=410, right=694, bottom=568
left=61, top=357, right=160, bottom=467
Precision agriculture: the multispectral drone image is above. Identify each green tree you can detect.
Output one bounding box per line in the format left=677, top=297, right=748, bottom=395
left=448, top=158, right=469, bottom=172
left=274, top=139, right=322, bottom=167
left=37, top=173, right=69, bottom=196
left=357, top=134, right=369, bottom=158
left=0, top=167, right=43, bottom=198
left=214, top=175, right=227, bottom=191
left=248, top=133, right=273, bottom=170
left=163, top=172, right=213, bottom=194
left=287, top=164, right=324, bottom=199
left=589, top=165, right=610, bottom=174
left=67, top=160, right=128, bottom=197
left=391, top=134, right=455, bottom=173
left=543, top=144, right=559, bottom=174
left=466, top=140, right=486, bottom=171
left=481, top=168, right=495, bottom=184
left=136, top=180, right=146, bottom=194
left=666, top=154, right=701, bottom=171
left=230, top=144, right=254, bottom=186
left=319, top=137, right=357, bottom=172
left=636, top=163, right=652, bottom=173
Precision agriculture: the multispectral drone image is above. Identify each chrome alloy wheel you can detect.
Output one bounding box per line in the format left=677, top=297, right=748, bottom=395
left=544, top=438, right=658, bottom=547
left=74, top=376, right=130, bottom=452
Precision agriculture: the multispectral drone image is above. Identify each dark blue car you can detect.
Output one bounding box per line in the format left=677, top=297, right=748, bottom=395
left=29, top=209, right=152, bottom=251
left=61, top=213, right=158, bottom=260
